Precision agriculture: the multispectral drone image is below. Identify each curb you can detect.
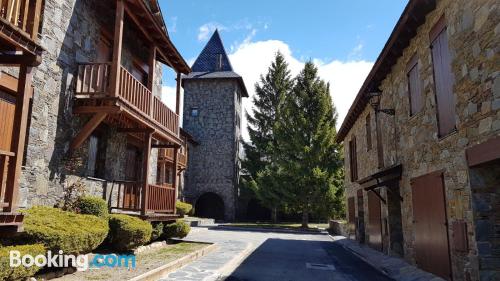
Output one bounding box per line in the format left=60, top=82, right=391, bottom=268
left=211, top=242, right=254, bottom=281
left=215, top=225, right=327, bottom=235
left=129, top=243, right=218, bottom=281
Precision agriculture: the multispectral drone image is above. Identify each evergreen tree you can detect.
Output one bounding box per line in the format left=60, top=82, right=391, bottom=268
left=241, top=52, right=293, bottom=222
left=275, top=62, right=343, bottom=228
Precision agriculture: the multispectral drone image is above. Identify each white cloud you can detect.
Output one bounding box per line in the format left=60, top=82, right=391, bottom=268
left=169, top=16, right=178, bottom=33
left=348, top=43, right=364, bottom=59
left=197, top=22, right=226, bottom=41
left=228, top=40, right=373, bottom=141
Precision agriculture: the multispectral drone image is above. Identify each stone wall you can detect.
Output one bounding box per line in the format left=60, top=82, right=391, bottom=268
left=1, top=0, right=163, bottom=208
left=182, top=79, right=242, bottom=221
left=343, top=0, right=499, bottom=280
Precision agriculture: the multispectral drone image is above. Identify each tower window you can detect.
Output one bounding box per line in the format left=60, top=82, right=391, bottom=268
left=191, top=107, right=199, bottom=117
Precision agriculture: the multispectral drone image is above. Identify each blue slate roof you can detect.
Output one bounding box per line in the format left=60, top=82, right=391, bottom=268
left=184, top=30, right=249, bottom=97
left=192, top=30, right=234, bottom=72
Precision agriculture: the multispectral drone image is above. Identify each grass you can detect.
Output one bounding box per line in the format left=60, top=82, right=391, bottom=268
left=51, top=242, right=209, bottom=281
left=227, top=222, right=329, bottom=231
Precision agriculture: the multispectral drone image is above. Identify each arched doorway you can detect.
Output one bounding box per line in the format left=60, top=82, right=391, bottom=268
left=195, top=192, right=225, bottom=220
left=246, top=198, right=271, bottom=221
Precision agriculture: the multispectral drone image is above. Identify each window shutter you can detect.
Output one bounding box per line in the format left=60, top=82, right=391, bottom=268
left=407, top=62, right=423, bottom=115
left=349, top=137, right=358, bottom=181
left=87, top=135, right=98, bottom=176
left=431, top=23, right=456, bottom=137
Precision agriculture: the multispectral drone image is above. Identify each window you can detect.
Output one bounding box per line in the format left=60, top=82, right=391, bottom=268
left=190, top=107, right=199, bottom=117
left=365, top=114, right=372, bottom=151
left=407, top=55, right=423, bottom=115
left=349, top=137, right=358, bottom=182
left=430, top=16, right=456, bottom=137
left=87, top=134, right=107, bottom=178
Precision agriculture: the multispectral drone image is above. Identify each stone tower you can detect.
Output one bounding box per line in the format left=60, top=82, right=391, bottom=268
left=182, top=30, right=248, bottom=221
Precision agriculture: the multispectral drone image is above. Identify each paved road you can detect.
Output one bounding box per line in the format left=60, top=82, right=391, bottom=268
left=161, top=227, right=391, bottom=281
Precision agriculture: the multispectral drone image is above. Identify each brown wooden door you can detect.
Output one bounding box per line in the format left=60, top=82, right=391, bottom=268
left=0, top=92, right=15, bottom=152
left=356, top=189, right=365, bottom=243
left=368, top=191, right=383, bottom=251
left=411, top=171, right=451, bottom=280
left=347, top=197, right=356, bottom=239
left=124, top=145, right=142, bottom=208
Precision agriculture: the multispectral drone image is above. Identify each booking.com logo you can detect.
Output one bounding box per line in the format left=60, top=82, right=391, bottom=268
left=10, top=250, right=136, bottom=271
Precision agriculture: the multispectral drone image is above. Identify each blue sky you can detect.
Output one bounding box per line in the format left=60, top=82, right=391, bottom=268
left=159, top=0, right=408, bottom=137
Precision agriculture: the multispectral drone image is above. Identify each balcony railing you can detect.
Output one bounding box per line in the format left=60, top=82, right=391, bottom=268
left=158, top=148, right=187, bottom=166
left=0, top=0, right=43, bottom=40
left=75, top=63, right=179, bottom=136
left=110, top=180, right=175, bottom=214
left=0, top=150, right=14, bottom=210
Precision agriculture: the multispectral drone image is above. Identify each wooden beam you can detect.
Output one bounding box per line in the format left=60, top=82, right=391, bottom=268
left=30, top=0, right=43, bottom=40
left=69, top=112, right=107, bottom=151
left=73, top=106, right=121, bottom=114
left=141, top=131, right=152, bottom=216
left=109, top=0, right=125, bottom=97
left=4, top=65, right=32, bottom=212
left=175, top=72, right=181, bottom=115
left=117, top=128, right=154, bottom=133
left=151, top=144, right=179, bottom=149
left=0, top=53, right=41, bottom=66
left=172, top=146, right=178, bottom=214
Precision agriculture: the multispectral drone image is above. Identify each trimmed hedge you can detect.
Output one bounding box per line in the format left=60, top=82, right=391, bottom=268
left=23, top=206, right=108, bottom=254
left=108, top=214, right=152, bottom=251
left=176, top=201, right=193, bottom=217
left=0, top=244, right=45, bottom=281
left=163, top=220, right=190, bottom=239
left=150, top=222, right=164, bottom=242
left=76, top=196, right=108, bottom=218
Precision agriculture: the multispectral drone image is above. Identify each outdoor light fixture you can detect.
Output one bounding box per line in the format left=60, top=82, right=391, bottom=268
left=367, top=92, right=395, bottom=116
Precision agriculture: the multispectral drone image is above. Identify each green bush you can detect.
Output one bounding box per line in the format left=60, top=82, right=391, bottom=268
left=163, top=220, right=191, bottom=239
left=150, top=222, right=164, bottom=242
left=108, top=214, right=152, bottom=251
left=0, top=244, right=46, bottom=281
left=22, top=206, right=108, bottom=254
left=176, top=201, right=193, bottom=217
left=76, top=196, right=108, bottom=218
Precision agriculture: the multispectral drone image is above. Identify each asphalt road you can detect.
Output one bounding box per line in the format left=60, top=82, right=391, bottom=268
left=221, top=229, right=391, bottom=281
left=165, top=226, right=392, bottom=281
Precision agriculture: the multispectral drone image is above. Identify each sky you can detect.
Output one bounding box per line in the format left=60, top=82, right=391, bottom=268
left=158, top=0, right=409, bottom=140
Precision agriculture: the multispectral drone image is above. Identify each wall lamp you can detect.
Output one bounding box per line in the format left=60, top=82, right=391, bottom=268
left=367, top=92, right=395, bottom=116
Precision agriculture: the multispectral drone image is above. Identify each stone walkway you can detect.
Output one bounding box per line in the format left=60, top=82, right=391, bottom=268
left=330, top=236, right=444, bottom=281
left=159, top=230, right=251, bottom=281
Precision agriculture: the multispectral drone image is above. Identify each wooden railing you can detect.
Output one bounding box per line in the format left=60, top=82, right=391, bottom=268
left=75, top=63, right=111, bottom=96
left=179, top=152, right=187, bottom=166
left=152, top=95, right=178, bottom=134
left=119, top=66, right=152, bottom=116
left=0, top=150, right=15, bottom=209
left=111, top=180, right=142, bottom=211
left=74, top=63, right=179, bottom=136
left=110, top=181, right=175, bottom=214
left=0, top=0, right=43, bottom=40
left=158, top=148, right=187, bottom=166
left=146, top=183, right=175, bottom=212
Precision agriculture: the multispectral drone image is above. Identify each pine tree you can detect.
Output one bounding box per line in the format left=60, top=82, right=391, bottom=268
left=275, top=61, right=344, bottom=228
left=241, top=52, right=293, bottom=222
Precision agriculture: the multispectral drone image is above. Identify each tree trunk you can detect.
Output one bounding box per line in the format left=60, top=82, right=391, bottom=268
left=301, top=209, right=309, bottom=228
left=271, top=207, right=278, bottom=223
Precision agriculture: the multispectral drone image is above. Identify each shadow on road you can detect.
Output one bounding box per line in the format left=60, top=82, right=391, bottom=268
left=206, top=225, right=326, bottom=236
left=224, top=238, right=393, bottom=281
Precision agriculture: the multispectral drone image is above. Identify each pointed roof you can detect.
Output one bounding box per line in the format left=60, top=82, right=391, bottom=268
left=192, top=30, right=233, bottom=72
left=184, top=30, right=248, bottom=97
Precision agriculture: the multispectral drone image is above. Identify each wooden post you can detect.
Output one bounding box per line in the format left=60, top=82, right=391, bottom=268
left=175, top=72, right=181, bottom=115
left=4, top=65, right=32, bottom=212
left=172, top=146, right=178, bottom=214
left=109, top=0, right=125, bottom=97
left=148, top=47, right=156, bottom=116
left=140, top=132, right=152, bottom=216
left=375, top=110, right=384, bottom=169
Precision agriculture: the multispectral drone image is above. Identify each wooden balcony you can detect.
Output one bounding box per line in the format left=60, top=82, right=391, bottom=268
left=0, top=0, right=44, bottom=57
left=109, top=180, right=178, bottom=221
left=158, top=148, right=187, bottom=167
left=74, top=63, right=180, bottom=143
left=0, top=150, right=23, bottom=233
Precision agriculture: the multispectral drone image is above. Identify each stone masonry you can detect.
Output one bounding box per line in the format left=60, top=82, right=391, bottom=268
left=341, top=0, right=499, bottom=280
left=0, top=0, right=162, bottom=208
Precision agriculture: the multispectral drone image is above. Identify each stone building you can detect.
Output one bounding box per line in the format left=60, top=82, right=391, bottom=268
left=337, top=0, right=499, bottom=280
left=182, top=30, right=248, bottom=221
left=0, top=0, right=191, bottom=233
